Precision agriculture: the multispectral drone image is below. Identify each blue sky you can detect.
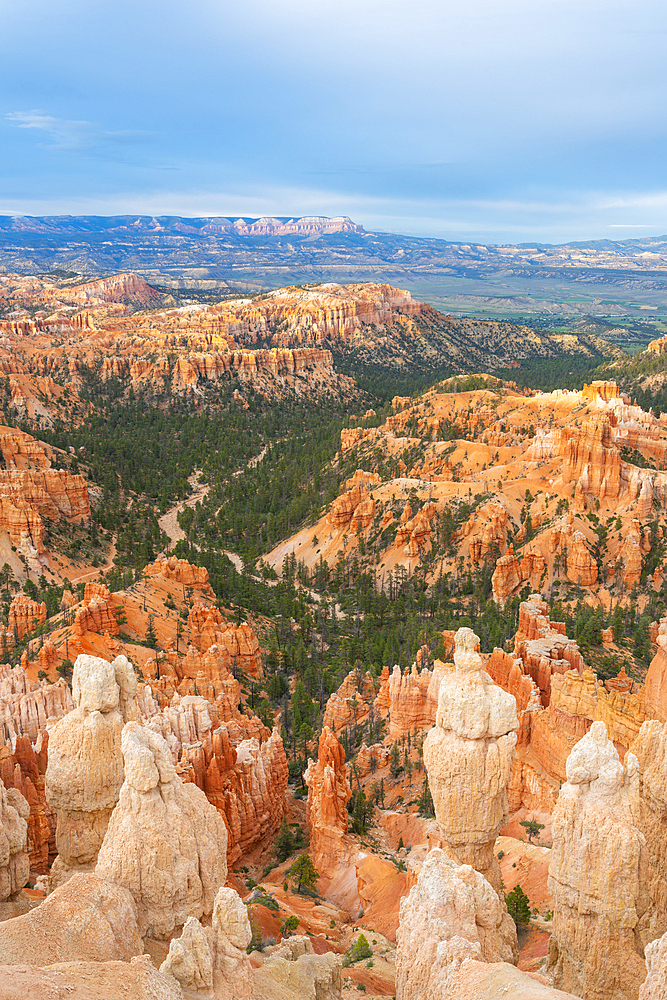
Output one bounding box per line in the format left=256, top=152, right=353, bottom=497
left=1, top=0, right=666, bottom=243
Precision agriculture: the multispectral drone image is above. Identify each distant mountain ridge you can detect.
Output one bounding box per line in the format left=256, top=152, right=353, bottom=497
left=3, top=215, right=667, bottom=311
left=0, top=214, right=363, bottom=237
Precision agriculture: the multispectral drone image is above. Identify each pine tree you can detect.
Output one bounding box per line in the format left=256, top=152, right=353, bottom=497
left=505, top=885, right=531, bottom=927
left=145, top=614, right=158, bottom=649
left=287, top=852, right=320, bottom=894
left=275, top=819, right=295, bottom=862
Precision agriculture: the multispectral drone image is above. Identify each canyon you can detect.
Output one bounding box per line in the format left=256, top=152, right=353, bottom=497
left=4, top=273, right=667, bottom=1000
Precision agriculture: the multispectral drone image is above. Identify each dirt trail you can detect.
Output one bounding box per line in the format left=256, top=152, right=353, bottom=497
left=158, top=470, right=211, bottom=549
left=69, top=537, right=117, bottom=584
left=157, top=453, right=267, bottom=571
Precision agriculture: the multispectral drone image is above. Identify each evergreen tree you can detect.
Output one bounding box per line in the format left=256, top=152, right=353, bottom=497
left=287, top=852, right=320, bottom=894
left=275, top=819, right=295, bottom=862
left=145, top=614, right=158, bottom=649
left=505, top=885, right=531, bottom=927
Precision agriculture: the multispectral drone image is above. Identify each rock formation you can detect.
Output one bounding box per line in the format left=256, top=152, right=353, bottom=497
left=141, top=690, right=287, bottom=865
left=547, top=721, right=647, bottom=1000
left=423, top=627, right=518, bottom=891
left=0, top=776, right=29, bottom=900
left=386, top=662, right=439, bottom=737
left=0, top=735, right=54, bottom=873
left=641, top=928, right=667, bottom=1000
left=208, top=886, right=254, bottom=999
left=73, top=584, right=120, bottom=638
left=254, top=936, right=342, bottom=1000
left=629, top=720, right=667, bottom=946
left=187, top=607, right=263, bottom=676
left=0, top=663, right=74, bottom=742
left=95, top=722, right=228, bottom=939
left=158, top=885, right=254, bottom=998
left=160, top=916, right=214, bottom=991
left=45, top=653, right=137, bottom=885
left=145, top=555, right=214, bottom=593
left=0, top=873, right=142, bottom=965
left=304, top=726, right=351, bottom=874
left=8, top=594, right=46, bottom=640
left=396, top=848, right=518, bottom=1000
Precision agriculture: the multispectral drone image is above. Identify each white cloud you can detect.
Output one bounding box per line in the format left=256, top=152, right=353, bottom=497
left=5, top=111, right=145, bottom=151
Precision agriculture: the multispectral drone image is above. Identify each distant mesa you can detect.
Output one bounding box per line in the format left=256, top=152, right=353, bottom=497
left=0, top=214, right=365, bottom=238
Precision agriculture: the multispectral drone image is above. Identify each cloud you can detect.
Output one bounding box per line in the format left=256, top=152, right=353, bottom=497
left=5, top=111, right=145, bottom=151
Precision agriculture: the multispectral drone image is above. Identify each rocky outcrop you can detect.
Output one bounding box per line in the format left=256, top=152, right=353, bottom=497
left=45, top=654, right=137, bottom=885
left=0, top=777, right=29, bottom=900
left=8, top=595, right=46, bottom=640
left=187, top=606, right=263, bottom=676
left=423, top=627, right=518, bottom=892
left=304, top=726, right=351, bottom=875
left=137, top=686, right=287, bottom=864
left=0, top=425, right=51, bottom=469
left=396, top=849, right=518, bottom=1000
left=547, top=722, right=647, bottom=1000
left=491, top=545, right=547, bottom=602
left=0, top=468, right=89, bottom=559
left=629, top=720, right=667, bottom=947
left=0, top=872, right=142, bottom=965
left=95, top=722, right=228, bottom=939
left=0, top=735, right=54, bottom=873
left=254, top=935, right=342, bottom=1000
left=197, top=728, right=288, bottom=866
left=513, top=596, right=585, bottom=705
left=454, top=499, right=511, bottom=562
left=0, top=664, right=74, bottom=742
left=327, top=471, right=381, bottom=532
left=73, top=584, right=119, bottom=638
left=323, top=667, right=378, bottom=733
left=145, top=556, right=213, bottom=592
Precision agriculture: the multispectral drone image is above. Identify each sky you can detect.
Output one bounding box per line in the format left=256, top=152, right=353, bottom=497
left=1, top=0, right=667, bottom=244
